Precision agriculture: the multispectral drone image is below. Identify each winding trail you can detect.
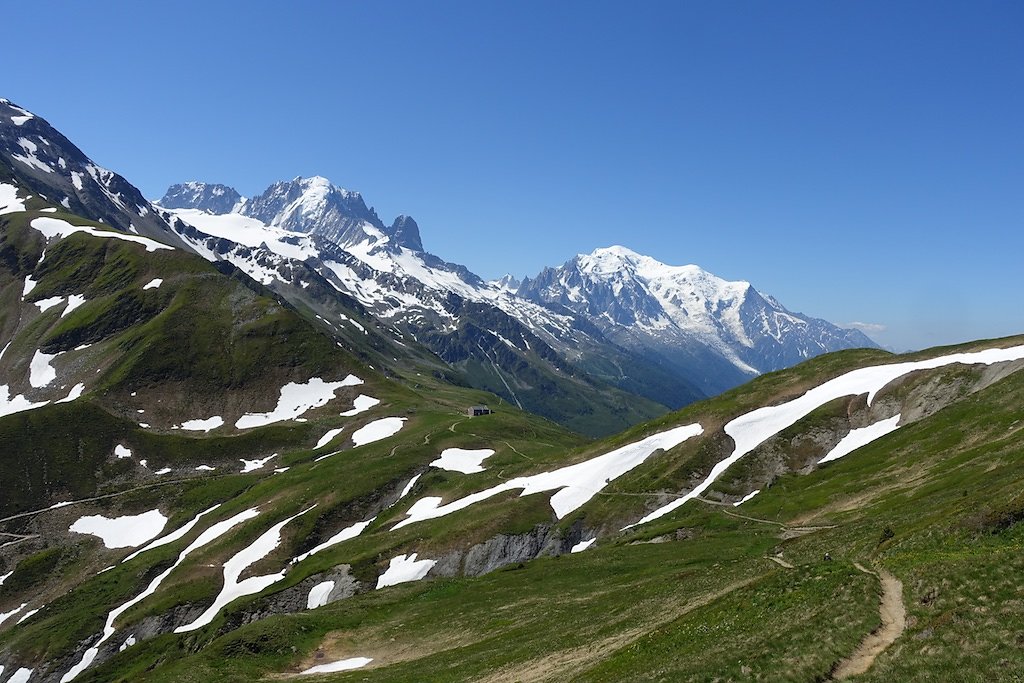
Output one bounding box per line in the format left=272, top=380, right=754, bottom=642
left=832, top=563, right=906, bottom=679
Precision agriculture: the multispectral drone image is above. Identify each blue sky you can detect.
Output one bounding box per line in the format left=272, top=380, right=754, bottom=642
left=5, top=1, right=1022, bottom=351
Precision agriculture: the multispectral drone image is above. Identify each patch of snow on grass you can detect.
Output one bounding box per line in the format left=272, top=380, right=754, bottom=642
left=0, top=385, right=49, bottom=418
left=34, top=296, right=65, bottom=313
left=376, top=553, right=436, bottom=589
left=819, top=415, right=902, bottom=464
left=306, top=581, right=335, bottom=609
left=430, top=448, right=495, bottom=474
left=240, top=454, right=276, bottom=473
left=61, top=507, right=258, bottom=682
left=114, top=445, right=132, bottom=459
left=8, top=667, right=33, bottom=683
left=235, top=376, right=362, bottom=429
left=120, top=504, right=220, bottom=563
left=31, top=216, right=173, bottom=253
left=399, top=474, right=421, bottom=500
left=0, top=603, right=27, bottom=626
left=179, top=416, right=224, bottom=432
left=118, top=635, right=136, bottom=652
left=62, top=294, right=87, bottom=317
left=314, top=427, right=344, bottom=449
left=1, top=183, right=26, bottom=215
left=195, top=465, right=216, bottom=471
left=175, top=506, right=316, bottom=633
left=69, top=510, right=168, bottom=549
left=301, top=658, right=373, bottom=675
left=351, top=417, right=406, bottom=447
left=0, top=570, right=12, bottom=586
left=340, top=394, right=380, bottom=416
left=292, top=518, right=375, bottom=564
left=154, top=468, right=172, bottom=475
left=142, top=278, right=163, bottom=290
left=21, top=276, right=36, bottom=297
left=627, top=343, right=1024, bottom=529
left=29, top=350, right=58, bottom=387
left=16, top=607, right=41, bottom=624
left=57, top=383, right=86, bottom=403
left=734, top=490, right=761, bottom=506
left=393, top=423, right=703, bottom=530
left=570, top=538, right=596, bottom=553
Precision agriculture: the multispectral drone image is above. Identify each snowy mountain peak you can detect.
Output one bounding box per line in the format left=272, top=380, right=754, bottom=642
left=519, top=246, right=877, bottom=394
left=389, top=214, right=424, bottom=252
left=158, top=182, right=243, bottom=214
left=490, top=274, right=522, bottom=292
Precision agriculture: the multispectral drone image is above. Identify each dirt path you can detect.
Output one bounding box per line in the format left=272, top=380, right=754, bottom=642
left=696, top=497, right=837, bottom=537
left=832, top=563, right=906, bottom=679
left=767, top=556, right=794, bottom=569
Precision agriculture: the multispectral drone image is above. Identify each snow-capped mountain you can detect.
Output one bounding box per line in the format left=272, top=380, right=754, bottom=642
left=518, top=246, right=878, bottom=394
left=158, top=180, right=673, bottom=435
left=0, top=97, right=874, bottom=435
left=159, top=182, right=243, bottom=214
left=0, top=99, right=191, bottom=251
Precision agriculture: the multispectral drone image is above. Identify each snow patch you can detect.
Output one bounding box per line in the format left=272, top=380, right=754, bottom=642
left=0, top=385, right=49, bottom=418
left=819, top=415, right=902, bottom=464
left=240, top=454, right=277, bottom=473
left=0, top=183, right=26, bottom=215
left=142, top=278, right=163, bottom=290
left=179, top=416, right=224, bottom=432
left=376, top=553, right=436, bottom=589
left=306, top=581, right=335, bottom=609
left=394, top=423, right=703, bottom=530
left=733, top=490, right=761, bottom=506
left=34, top=296, right=65, bottom=313
left=340, top=394, right=380, bottom=417
left=29, top=350, right=58, bottom=387
left=235, top=376, right=362, bottom=429
left=314, top=427, right=345, bottom=449
left=627, top=343, right=1024, bottom=528
left=351, top=417, right=406, bottom=447
left=31, top=216, right=172, bottom=252
left=292, top=517, right=375, bottom=564
left=56, top=383, right=85, bottom=403
left=301, top=658, right=373, bottom=675
left=174, top=506, right=316, bottom=633
left=570, top=538, right=596, bottom=553
left=430, top=448, right=495, bottom=474
left=69, top=510, right=168, bottom=549
left=62, top=294, right=87, bottom=317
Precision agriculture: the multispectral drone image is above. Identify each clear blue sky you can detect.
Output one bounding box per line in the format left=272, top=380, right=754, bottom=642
left=6, top=1, right=1023, bottom=351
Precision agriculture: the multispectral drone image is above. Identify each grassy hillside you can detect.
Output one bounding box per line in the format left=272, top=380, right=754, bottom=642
left=3, top=180, right=1024, bottom=682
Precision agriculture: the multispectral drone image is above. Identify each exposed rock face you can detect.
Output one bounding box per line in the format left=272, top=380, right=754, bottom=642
left=158, top=182, right=242, bottom=214
left=0, top=99, right=194, bottom=251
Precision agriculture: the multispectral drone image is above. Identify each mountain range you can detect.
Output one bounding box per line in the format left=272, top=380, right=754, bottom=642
left=155, top=175, right=875, bottom=422
left=4, top=98, right=1017, bottom=683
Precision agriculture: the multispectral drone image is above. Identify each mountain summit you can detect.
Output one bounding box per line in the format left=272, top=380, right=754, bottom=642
left=518, top=246, right=877, bottom=394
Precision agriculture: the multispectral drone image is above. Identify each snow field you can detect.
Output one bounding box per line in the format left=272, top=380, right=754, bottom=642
left=393, top=423, right=704, bottom=530
left=430, top=448, right=495, bottom=474
left=31, top=216, right=172, bottom=252
left=376, top=553, right=436, bottom=589
left=69, top=510, right=168, bottom=549
left=627, top=344, right=1024, bottom=528
left=301, top=657, right=373, bottom=674
left=234, top=376, right=362, bottom=429
left=175, top=505, right=317, bottom=633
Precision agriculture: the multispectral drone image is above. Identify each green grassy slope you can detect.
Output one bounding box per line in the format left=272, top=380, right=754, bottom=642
left=28, top=335, right=1019, bottom=682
